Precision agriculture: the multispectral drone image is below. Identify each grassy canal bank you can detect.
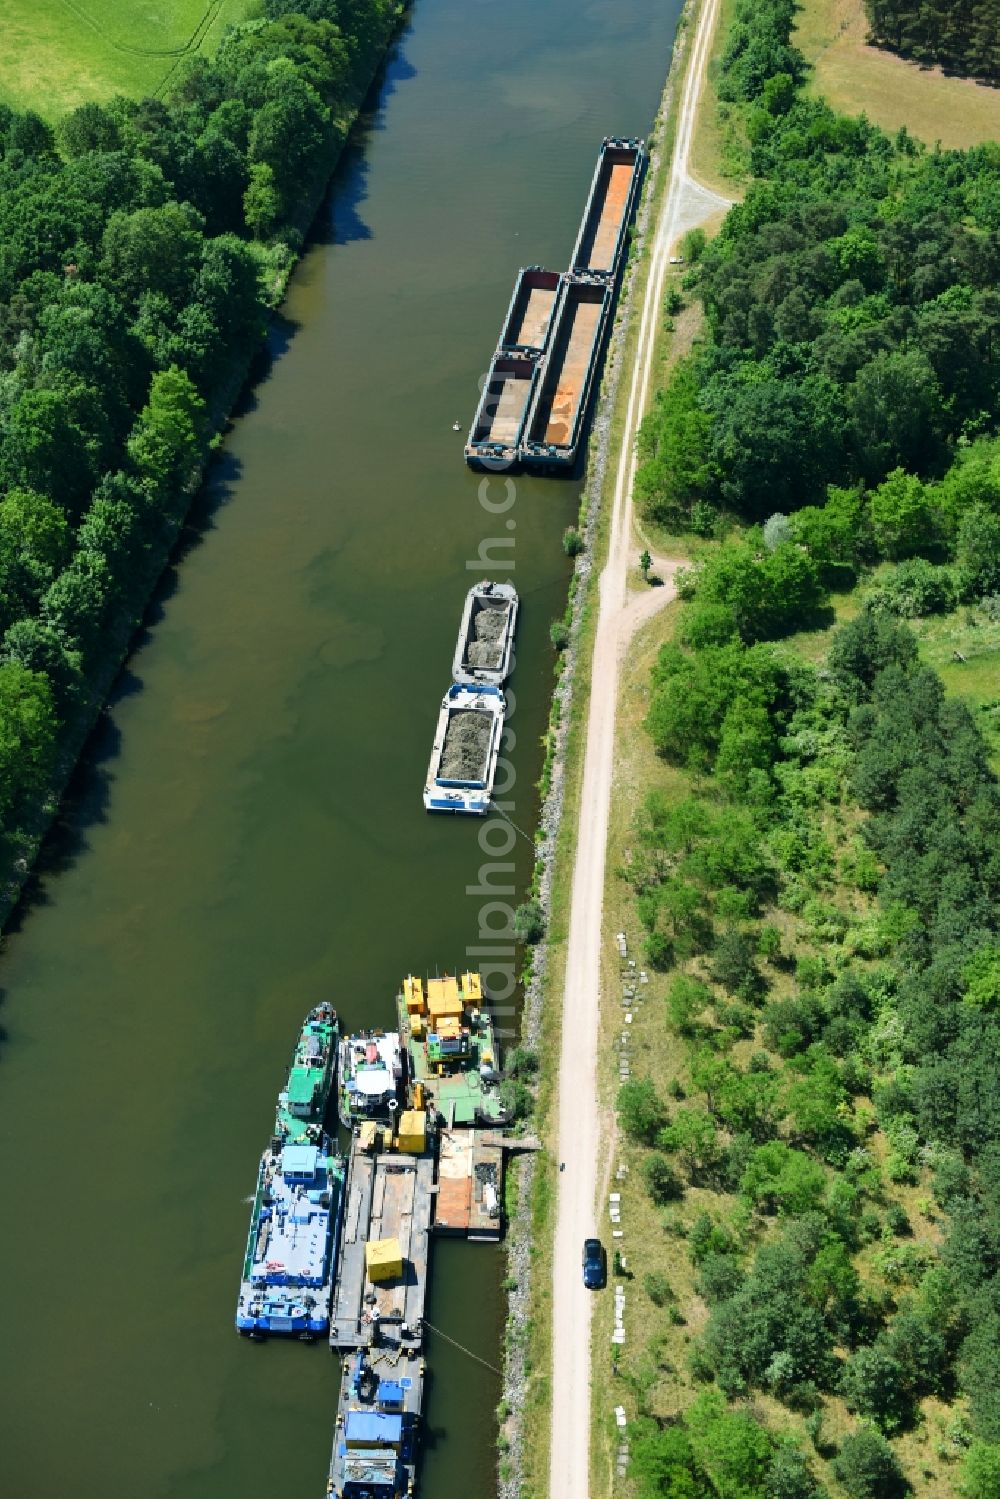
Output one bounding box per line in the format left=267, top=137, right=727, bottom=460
left=496, top=4, right=728, bottom=1497
left=572, top=0, right=1000, bottom=1495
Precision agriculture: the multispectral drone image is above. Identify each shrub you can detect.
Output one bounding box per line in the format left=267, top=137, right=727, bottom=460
left=562, top=526, right=584, bottom=557
left=832, top=1427, right=907, bottom=1499
left=549, top=619, right=570, bottom=651
left=513, top=900, right=545, bottom=943
left=644, top=1271, right=675, bottom=1306
left=506, top=1047, right=539, bottom=1080
left=617, top=1078, right=666, bottom=1143
left=644, top=1153, right=684, bottom=1204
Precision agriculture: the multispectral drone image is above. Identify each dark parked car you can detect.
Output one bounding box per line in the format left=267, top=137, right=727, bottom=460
left=582, top=1237, right=606, bottom=1289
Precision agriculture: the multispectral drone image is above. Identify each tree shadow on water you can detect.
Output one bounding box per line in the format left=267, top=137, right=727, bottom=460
left=311, top=33, right=418, bottom=249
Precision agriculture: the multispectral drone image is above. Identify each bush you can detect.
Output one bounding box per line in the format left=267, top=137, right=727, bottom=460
left=681, top=227, right=707, bottom=263
left=499, top=1079, right=533, bottom=1121
left=549, top=619, right=570, bottom=651
left=644, top=1152, right=684, bottom=1204
left=562, top=526, right=584, bottom=557
left=865, top=559, right=955, bottom=618
left=712, top=927, right=762, bottom=998
left=832, top=1427, right=907, bottom=1499
left=513, top=900, right=545, bottom=944
left=617, top=1078, right=667, bottom=1143
left=506, top=1047, right=539, bottom=1080
left=644, top=1270, right=675, bottom=1305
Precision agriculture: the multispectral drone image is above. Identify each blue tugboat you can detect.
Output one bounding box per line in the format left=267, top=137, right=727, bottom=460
left=327, top=1348, right=423, bottom=1498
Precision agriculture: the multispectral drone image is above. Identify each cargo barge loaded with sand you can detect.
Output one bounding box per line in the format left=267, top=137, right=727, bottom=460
left=423, top=682, right=506, bottom=815
left=465, top=137, right=644, bottom=472
left=452, top=580, right=518, bottom=687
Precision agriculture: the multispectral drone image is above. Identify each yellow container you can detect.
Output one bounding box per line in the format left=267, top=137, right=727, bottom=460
left=462, top=971, right=483, bottom=1002
left=366, top=1237, right=403, bottom=1282
left=359, top=1120, right=379, bottom=1152
left=403, top=975, right=426, bottom=1014
left=410, top=1014, right=424, bottom=1040
left=427, top=976, right=463, bottom=1020
left=396, top=1110, right=427, bottom=1154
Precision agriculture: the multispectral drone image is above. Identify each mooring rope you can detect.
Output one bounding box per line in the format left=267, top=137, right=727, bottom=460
left=423, top=1319, right=502, bottom=1375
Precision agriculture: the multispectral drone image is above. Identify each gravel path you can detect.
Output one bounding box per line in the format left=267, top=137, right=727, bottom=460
left=546, top=2, right=728, bottom=1497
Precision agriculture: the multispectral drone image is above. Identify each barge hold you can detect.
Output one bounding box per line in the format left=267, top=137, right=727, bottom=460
left=329, top=1127, right=434, bottom=1351
left=464, top=354, right=539, bottom=468
left=328, top=1347, right=423, bottom=1499
left=423, top=682, right=505, bottom=816
left=498, top=266, right=561, bottom=353
left=397, top=971, right=508, bottom=1127
left=339, top=1031, right=405, bottom=1130
left=452, top=580, right=518, bottom=687
left=520, top=277, right=612, bottom=470
left=569, top=137, right=644, bottom=280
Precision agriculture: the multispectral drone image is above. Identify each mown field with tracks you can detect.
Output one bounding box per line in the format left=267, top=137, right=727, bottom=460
left=0, top=1, right=251, bottom=114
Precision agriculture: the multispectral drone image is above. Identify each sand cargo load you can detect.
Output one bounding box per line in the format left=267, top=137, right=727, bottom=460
left=569, top=137, right=644, bottom=280
left=452, top=580, right=518, bottom=686
left=464, top=268, right=560, bottom=468
left=423, top=683, right=506, bottom=815
left=520, top=277, right=613, bottom=470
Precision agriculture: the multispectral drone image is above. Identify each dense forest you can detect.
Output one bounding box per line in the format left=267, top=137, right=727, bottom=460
left=863, top=0, right=1000, bottom=85
left=618, top=1, right=1000, bottom=1495
left=0, top=0, right=398, bottom=881
left=636, top=0, right=1000, bottom=534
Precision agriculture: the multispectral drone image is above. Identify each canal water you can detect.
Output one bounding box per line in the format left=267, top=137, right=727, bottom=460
left=0, top=0, right=682, bottom=1493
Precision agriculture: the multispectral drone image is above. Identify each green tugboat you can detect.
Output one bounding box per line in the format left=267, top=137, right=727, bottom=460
left=396, top=972, right=508, bottom=1127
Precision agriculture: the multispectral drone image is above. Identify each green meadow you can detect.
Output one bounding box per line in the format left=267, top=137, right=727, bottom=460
left=0, top=1, right=252, bottom=115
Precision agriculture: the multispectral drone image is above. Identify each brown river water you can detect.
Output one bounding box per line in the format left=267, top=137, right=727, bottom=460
left=0, top=0, right=683, bottom=1492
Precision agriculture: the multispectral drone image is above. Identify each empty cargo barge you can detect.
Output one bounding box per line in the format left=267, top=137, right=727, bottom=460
left=464, top=268, right=561, bottom=467
left=520, top=277, right=612, bottom=470
left=569, top=137, right=644, bottom=280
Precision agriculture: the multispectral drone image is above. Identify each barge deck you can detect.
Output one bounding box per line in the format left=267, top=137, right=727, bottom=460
left=329, top=1137, right=434, bottom=1352
left=435, top=1128, right=503, bottom=1240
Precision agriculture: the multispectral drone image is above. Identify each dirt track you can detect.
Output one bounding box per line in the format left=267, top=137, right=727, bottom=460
left=547, top=2, right=728, bottom=1496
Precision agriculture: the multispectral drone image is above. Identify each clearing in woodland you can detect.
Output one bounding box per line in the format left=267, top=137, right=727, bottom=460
left=0, top=1, right=251, bottom=116
left=794, top=0, right=1000, bottom=149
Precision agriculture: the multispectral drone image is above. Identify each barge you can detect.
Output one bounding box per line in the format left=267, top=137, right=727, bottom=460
left=452, top=580, right=518, bottom=687
left=339, top=1031, right=405, bottom=1129
left=464, top=268, right=560, bottom=468
left=397, top=972, right=508, bottom=1127
left=520, top=277, right=613, bottom=470
left=569, top=137, right=644, bottom=281
left=236, top=1134, right=346, bottom=1339
left=327, top=1348, right=423, bottom=1499
left=423, top=683, right=506, bottom=816
left=329, top=1128, right=434, bottom=1352
left=497, top=265, right=561, bottom=353
left=464, top=354, right=539, bottom=468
